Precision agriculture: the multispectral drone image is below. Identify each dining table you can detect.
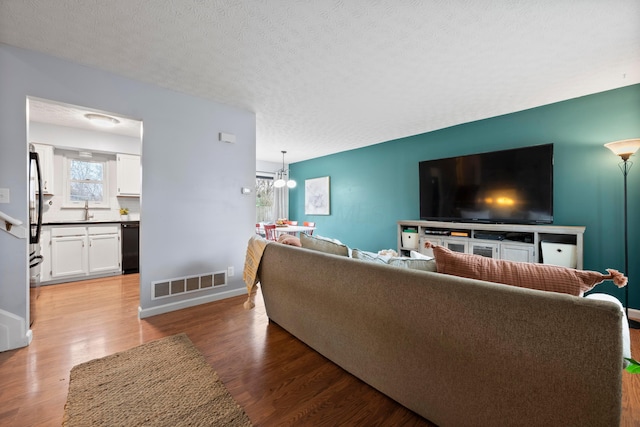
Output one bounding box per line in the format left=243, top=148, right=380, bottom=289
left=273, top=225, right=316, bottom=237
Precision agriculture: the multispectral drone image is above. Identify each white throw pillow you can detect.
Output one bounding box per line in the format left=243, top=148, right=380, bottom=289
left=352, top=249, right=436, bottom=272
left=410, top=250, right=433, bottom=260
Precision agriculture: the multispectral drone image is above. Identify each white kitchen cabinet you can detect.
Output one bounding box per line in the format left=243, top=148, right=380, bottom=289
left=31, top=143, right=54, bottom=194
left=46, top=225, right=121, bottom=283
left=51, top=231, right=87, bottom=279
left=116, top=153, right=141, bottom=197
left=88, top=226, right=121, bottom=274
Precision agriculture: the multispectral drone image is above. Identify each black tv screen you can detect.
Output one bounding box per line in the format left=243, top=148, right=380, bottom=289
left=419, top=144, right=553, bottom=224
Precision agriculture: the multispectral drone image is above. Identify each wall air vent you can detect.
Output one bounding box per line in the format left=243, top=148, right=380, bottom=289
left=152, top=271, right=227, bottom=300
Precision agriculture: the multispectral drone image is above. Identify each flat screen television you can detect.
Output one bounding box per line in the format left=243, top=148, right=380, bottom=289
left=419, top=144, right=553, bottom=224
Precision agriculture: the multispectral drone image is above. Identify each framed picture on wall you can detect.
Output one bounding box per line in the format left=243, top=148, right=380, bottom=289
left=305, top=176, right=330, bottom=215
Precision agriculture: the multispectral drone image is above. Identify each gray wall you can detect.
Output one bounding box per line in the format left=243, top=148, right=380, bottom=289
left=0, top=44, right=256, bottom=350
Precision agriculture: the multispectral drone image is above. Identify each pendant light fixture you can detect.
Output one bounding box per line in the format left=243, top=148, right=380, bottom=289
left=274, top=150, right=296, bottom=189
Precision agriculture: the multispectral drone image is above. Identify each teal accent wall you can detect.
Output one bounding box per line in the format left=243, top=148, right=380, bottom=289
left=289, top=84, right=640, bottom=307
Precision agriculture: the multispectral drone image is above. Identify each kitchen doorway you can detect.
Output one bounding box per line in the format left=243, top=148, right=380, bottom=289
left=27, top=97, right=143, bottom=322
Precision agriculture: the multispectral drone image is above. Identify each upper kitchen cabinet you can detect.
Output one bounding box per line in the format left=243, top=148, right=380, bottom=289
left=116, top=153, right=141, bottom=197
left=31, top=143, right=54, bottom=194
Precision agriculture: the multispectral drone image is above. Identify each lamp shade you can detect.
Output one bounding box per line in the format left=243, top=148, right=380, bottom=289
left=604, top=138, right=640, bottom=161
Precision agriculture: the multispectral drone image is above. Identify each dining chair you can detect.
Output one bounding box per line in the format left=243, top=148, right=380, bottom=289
left=284, top=220, right=298, bottom=235
left=263, top=224, right=278, bottom=241
left=303, top=221, right=315, bottom=235
left=255, top=223, right=267, bottom=238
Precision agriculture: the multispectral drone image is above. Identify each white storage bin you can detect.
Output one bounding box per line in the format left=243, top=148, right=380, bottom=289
left=402, top=231, right=419, bottom=250
left=541, top=241, right=577, bottom=268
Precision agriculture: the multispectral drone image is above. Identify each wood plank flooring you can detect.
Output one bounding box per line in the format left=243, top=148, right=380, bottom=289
left=1, top=274, right=639, bottom=426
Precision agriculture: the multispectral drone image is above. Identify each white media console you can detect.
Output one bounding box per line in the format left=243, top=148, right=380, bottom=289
left=397, top=220, right=585, bottom=269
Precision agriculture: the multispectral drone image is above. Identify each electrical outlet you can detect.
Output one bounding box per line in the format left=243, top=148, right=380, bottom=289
left=227, top=266, right=234, bottom=277
left=0, top=188, right=9, bottom=204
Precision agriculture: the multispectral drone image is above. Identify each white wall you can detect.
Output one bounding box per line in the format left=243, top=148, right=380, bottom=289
left=0, top=44, right=256, bottom=351
left=257, top=159, right=280, bottom=177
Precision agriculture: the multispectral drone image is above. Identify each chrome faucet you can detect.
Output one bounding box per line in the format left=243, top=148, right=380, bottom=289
left=84, top=200, right=93, bottom=221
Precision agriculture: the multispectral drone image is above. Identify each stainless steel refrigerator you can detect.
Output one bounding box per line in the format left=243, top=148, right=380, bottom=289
left=29, top=144, right=43, bottom=326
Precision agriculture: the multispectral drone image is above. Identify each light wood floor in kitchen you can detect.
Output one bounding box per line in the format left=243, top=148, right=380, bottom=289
left=1, top=274, right=640, bottom=426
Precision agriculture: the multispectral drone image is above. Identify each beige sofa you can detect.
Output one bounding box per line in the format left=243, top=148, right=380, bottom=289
left=257, top=242, right=626, bottom=426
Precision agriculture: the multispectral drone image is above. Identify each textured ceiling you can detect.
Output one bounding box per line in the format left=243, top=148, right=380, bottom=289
left=1, top=0, right=639, bottom=163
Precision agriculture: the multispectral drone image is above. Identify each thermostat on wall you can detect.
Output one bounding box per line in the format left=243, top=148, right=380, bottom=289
left=219, top=132, right=236, bottom=143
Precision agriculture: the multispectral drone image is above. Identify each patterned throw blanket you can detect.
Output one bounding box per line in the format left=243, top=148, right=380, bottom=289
left=242, top=234, right=269, bottom=309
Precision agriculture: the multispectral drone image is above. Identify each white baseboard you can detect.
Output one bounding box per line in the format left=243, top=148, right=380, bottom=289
left=629, top=307, right=640, bottom=322
left=0, top=309, right=31, bottom=352
left=41, top=271, right=121, bottom=286
left=138, top=287, right=247, bottom=319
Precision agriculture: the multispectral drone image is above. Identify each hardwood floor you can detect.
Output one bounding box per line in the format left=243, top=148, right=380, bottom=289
left=1, top=274, right=640, bottom=426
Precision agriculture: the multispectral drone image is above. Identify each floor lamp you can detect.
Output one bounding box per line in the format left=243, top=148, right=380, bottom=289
left=605, top=138, right=640, bottom=329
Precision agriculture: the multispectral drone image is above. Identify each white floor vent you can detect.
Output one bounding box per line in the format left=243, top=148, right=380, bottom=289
left=152, top=271, right=227, bottom=300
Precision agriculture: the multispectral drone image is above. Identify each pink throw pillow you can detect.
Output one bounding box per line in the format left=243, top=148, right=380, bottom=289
left=428, top=243, right=626, bottom=296
left=277, top=235, right=302, bottom=247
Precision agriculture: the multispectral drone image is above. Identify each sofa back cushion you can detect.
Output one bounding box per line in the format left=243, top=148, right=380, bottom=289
left=300, top=233, right=349, bottom=257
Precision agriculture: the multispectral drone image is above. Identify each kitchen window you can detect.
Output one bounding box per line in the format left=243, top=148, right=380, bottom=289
left=63, top=153, right=111, bottom=208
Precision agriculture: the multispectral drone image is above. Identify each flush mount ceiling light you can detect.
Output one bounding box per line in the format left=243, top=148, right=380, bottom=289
left=274, top=150, right=297, bottom=189
left=84, top=113, right=120, bottom=127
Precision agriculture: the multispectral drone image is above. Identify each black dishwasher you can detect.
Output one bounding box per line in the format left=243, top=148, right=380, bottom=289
left=121, top=221, right=139, bottom=274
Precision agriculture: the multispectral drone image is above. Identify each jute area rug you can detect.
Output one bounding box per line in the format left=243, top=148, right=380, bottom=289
left=62, top=333, right=252, bottom=426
